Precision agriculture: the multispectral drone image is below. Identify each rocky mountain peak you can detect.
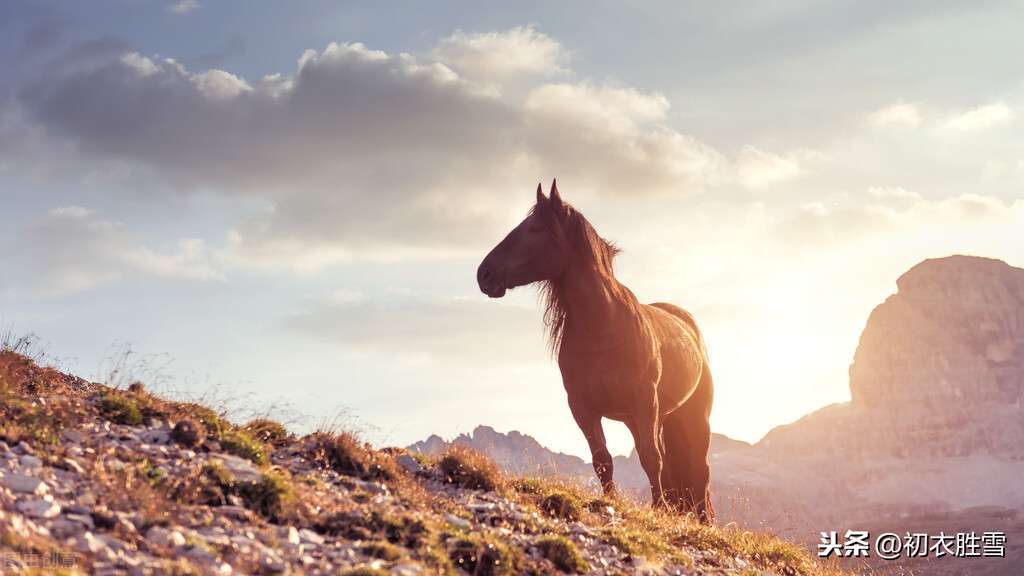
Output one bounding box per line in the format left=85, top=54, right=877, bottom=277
left=849, top=255, right=1024, bottom=411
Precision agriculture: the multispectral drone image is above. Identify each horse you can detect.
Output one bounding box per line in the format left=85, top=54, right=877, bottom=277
left=477, top=180, right=715, bottom=523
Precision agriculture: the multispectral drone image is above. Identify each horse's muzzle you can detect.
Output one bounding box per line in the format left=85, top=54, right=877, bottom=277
left=477, top=265, right=507, bottom=298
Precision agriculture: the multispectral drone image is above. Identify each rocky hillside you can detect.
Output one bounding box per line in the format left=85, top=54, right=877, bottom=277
left=0, top=341, right=852, bottom=576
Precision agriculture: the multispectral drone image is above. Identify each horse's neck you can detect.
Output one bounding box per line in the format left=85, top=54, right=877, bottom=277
left=560, top=262, right=637, bottom=338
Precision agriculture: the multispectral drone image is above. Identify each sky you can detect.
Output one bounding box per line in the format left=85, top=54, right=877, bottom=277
left=2, top=1, right=1023, bottom=459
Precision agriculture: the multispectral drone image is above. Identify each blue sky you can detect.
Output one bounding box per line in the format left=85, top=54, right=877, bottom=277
left=2, top=1, right=1023, bottom=458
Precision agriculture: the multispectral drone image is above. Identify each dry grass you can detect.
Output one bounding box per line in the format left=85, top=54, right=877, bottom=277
left=438, top=443, right=506, bottom=492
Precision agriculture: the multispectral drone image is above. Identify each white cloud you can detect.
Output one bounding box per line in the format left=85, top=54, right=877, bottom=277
left=192, top=69, right=251, bottom=100
left=943, top=102, right=1012, bottom=131
left=5, top=207, right=223, bottom=295
left=735, top=146, right=820, bottom=188
left=167, top=0, right=200, bottom=15
left=868, top=100, right=922, bottom=128
left=18, top=34, right=754, bottom=268
left=433, top=25, right=570, bottom=85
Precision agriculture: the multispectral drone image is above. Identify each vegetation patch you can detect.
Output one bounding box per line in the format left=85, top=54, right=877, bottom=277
left=448, top=534, right=522, bottom=576
left=309, top=431, right=405, bottom=484
left=99, top=391, right=143, bottom=426
left=361, top=540, right=404, bottom=562
left=536, top=534, right=589, bottom=574
left=538, top=491, right=582, bottom=522
left=244, top=418, right=292, bottom=448
left=219, top=427, right=268, bottom=466
left=438, top=444, right=505, bottom=492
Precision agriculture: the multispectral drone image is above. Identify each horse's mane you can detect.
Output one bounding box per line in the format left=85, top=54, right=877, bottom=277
left=531, top=198, right=639, bottom=356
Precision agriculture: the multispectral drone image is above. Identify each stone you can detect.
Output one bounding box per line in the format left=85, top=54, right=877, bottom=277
left=297, top=528, right=325, bottom=546
left=170, top=418, right=204, bottom=448
left=77, top=532, right=109, bottom=554
left=61, top=428, right=85, bottom=445
left=278, top=525, right=300, bottom=545
left=207, top=454, right=262, bottom=483
left=146, top=526, right=187, bottom=549
left=1, top=473, right=48, bottom=494
left=19, top=455, right=43, bottom=470
left=390, top=563, right=424, bottom=575
left=17, top=499, right=61, bottom=519
left=444, top=514, right=470, bottom=528
left=394, top=453, right=424, bottom=474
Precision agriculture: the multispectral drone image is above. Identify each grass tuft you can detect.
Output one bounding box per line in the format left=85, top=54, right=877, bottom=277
left=438, top=444, right=505, bottom=492
left=537, top=534, right=589, bottom=574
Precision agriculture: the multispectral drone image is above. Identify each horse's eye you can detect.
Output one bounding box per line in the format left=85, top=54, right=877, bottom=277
left=527, top=222, right=544, bottom=234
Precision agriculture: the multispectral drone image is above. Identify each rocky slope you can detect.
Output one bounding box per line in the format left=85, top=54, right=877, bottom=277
left=0, top=346, right=839, bottom=576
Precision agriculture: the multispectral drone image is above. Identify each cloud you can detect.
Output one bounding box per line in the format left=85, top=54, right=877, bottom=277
left=283, top=293, right=545, bottom=365
left=868, top=100, right=922, bottom=129
left=432, top=25, right=570, bottom=86
left=521, top=81, right=729, bottom=195
left=943, top=102, right=1012, bottom=131
left=5, top=206, right=223, bottom=295
left=775, top=188, right=1024, bottom=249
left=166, top=0, right=200, bottom=15
left=735, top=146, right=821, bottom=189
left=14, top=31, right=821, bottom=270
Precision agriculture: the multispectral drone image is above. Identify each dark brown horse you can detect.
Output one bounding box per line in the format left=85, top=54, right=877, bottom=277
left=477, top=180, right=715, bottom=523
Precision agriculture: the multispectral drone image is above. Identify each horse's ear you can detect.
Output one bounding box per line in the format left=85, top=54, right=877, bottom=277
left=536, top=182, right=547, bottom=204
left=549, top=179, right=567, bottom=218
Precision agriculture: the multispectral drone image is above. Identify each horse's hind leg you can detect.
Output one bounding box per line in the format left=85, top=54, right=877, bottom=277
left=666, top=369, right=715, bottom=523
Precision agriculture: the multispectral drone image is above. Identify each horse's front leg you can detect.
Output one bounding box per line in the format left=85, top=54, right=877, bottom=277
left=569, top=401, right=615, bottom=497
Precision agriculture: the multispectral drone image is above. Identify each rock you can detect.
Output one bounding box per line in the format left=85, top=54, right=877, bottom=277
left=278, top=525, right=300, bottom=545
left=207, top=454, right=262, bottom=483
left=170, top=418, right=204, bottom=448
left=76, top=532, right=109, bottom=554
left=19, top=455, right=43, bottom=470
left=213, top=505, right=254, bottom=522
left=444, top=514, right=470, bottom=528
left=146, top=526, right=187, bottom=549
left=61, top=428, right=85, bottom=445
left=1, top=473, right=48, bottom=494
left=297, top=528, right=325, bottom=546
left=394, top=453, right=424, bottom=474
left=390, top=563, right=424, bottom=575
left=62, top=458, right=85, bottom=475
left=18, top=499, right=62, bottom=519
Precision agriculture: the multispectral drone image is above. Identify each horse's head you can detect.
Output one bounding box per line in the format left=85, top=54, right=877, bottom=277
left=477, top=180, right=571, bottom=298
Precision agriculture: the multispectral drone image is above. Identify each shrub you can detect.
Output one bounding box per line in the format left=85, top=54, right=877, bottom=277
left=537, top=535, right=589, bottom=574
left=170, top=418, right=204, bottom=448
left=244, top=418, right=292, bottom=448
left=220, top=427, right=268, bottom=466
left=310, top=432, right=403, bottom=483
left=437, top=444, right=505, bottom=492
left=99, top=393, right=143, bottom=426
left=539, top=491, right=582, bottom=522
left=362, top=540, right=404, bottom=561
left=449, top=534, right=521, bottom=576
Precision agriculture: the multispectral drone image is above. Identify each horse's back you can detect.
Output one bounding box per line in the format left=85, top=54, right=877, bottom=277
left=646, top=302, right=706, bottom=354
